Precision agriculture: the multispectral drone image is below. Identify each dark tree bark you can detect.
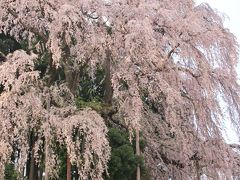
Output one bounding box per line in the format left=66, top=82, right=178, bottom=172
left=67, top=156, right=71, bottom=180
left=103, top=49, right=113, bottom=105
left=136, top=128, right=141, bottom=180
left=29, top=151, right=38, bottom=180
left=26, top=156, right=31, bottom=178
left=28, top=132, right=38, bottom=180
left=38, top=168, right=43, bottom=180
left=196, top=160, right=201, bottom=180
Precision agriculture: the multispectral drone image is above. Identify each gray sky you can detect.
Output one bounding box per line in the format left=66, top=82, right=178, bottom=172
left=195, top=0, right=240, bottom=42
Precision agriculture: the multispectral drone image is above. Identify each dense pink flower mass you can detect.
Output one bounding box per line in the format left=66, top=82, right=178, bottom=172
left=0, top=51, right=110, bottom=179
left=0, top=0, right=240, bottom=179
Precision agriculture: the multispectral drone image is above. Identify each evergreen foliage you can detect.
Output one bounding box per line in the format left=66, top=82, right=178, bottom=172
left=4, top=163, right=18, bottom=180
left=0, top=34, right=21, bottom=55
left=105, top=128, right=148, bottom=180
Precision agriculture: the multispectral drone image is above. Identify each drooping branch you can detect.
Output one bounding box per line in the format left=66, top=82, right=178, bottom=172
left=167, top=43, right=180, bottom=59
left=0, top=1, right=239, bottom=179
left=230, top=144, right=240, bottom=149
left=7, top=8, right=48, bottom=42
left=0, top=51, right=6, bottom=63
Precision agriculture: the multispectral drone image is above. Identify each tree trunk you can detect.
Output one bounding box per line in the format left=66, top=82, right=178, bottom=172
left=136, top=128, right=141, bottom=180
left=38, top=168, right=43, bottom=180
left=45, top=95, right=50, bottom=180
left=196, top=160, right=201, bottom=180
left=104, top=49, right=113, bottom=105
left=64, top=64, right=79, bottom=96
left=29, top=151, right=38, bottom=180
left=26, top=155, right=31, bottom=178
left=44, top=140, right=49, bottom=180
left=28, top=132, right=38, bottom=180
left=67, top=156, right=71, bottom=180
left=62, top=31, right=79, bottom=96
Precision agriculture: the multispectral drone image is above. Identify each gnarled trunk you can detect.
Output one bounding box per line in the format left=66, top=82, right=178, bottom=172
left=136, top=128, right=141, bottom=180
left=103, top=49, right=113, bottom=105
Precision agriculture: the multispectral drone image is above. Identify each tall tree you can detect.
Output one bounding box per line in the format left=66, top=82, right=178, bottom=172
left=0, top=0, right=240, bottom=179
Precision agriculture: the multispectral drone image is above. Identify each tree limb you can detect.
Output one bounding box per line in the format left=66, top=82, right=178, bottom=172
left=230, top=144, right=240, bottom=149
left=0, top=51, right=6, bottom=62
left=167, top=43, right=180, bottom=59
left=7, top=8, right=48, bottom=42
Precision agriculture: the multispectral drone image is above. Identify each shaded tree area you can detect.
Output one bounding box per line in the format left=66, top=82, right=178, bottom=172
left=0, top=0, right=240, bottom=180
left=1, top=33, right=148, bottom=180
left=0, top=33, right=21, bottom=55
left=105, top=128, right=150, bottom=180
left=0, top=32, right=111, bottom=179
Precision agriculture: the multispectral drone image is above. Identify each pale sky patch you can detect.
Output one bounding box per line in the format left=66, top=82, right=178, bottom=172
left=195, top=0, right=240, bottom=42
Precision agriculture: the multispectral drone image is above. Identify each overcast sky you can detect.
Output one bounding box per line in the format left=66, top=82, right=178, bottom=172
left=195, top=0, right=240, bottom=143
left=195, top=0, right=240, bottom=41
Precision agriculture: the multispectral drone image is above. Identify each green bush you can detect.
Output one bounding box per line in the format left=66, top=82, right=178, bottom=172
left=76, top=97, right=104, bottom=112
left=105, top=128, right=148, bottom=180
left=4, top=163, right=18, bottom=180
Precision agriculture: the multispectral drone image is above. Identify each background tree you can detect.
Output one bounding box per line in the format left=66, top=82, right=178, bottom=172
left=104, top=128, right=147, bottom=180
left=0, top=0, right=240, bottom=179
